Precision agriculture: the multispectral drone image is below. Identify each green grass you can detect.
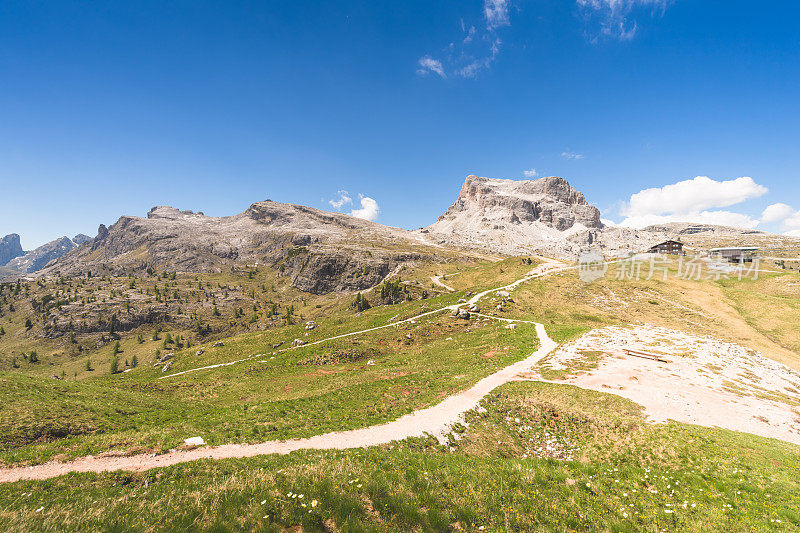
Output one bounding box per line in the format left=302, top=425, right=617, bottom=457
left=0, top=382, right=797, bottom=532
left=0, top=295, right=539, bottom=465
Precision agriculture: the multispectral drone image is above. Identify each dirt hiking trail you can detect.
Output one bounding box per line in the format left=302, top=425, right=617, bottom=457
left=0, top=260, right=566, bottom=483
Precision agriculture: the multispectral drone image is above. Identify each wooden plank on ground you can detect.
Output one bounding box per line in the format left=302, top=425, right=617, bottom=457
left=623, top=348, right=670, bottom=363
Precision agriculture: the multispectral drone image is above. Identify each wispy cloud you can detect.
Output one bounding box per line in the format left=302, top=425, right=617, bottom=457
left=349, top=195, right=380, bottom=221
left=484, top=0, right=510, bottom=30
left=577, top=0, right=671, bottom=41
left=328, top=190, right=353, bottom=210
left=417, top=56, right=446, bottom=78
left=561, top=151, right=584, bottom=160
left=455, top=38, right=502, bottom=78
left=523, top=169, right=538, bottom=178
left=416, top=0, right=512, bottom=80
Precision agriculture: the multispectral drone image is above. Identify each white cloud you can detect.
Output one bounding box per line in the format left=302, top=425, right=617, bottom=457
left=623, top=176, right=767, bottom=218
left=757, top=202, right=800, bottom=234
left=577, top=0, right=671, bottom=41
left=761, top=203, right=795, bottom=224
left=561, top=151, right=584, bottom=160
left=600, top=218, right=618, bottom=227
left=328, top=190, right=352, bottom=210
left=417, top=56, right=446, bottom=78
left=783, top=210, right=800, bottom=230
left=349, top=195, right=380, bottom=222
left=484, top=0, right=510, bottom=29
left=619, top=175, right=768, bottom=230
left=523, top=169, right=538, bottom=178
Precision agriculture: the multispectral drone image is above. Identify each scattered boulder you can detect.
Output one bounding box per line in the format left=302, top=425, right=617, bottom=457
left=496, top=290, right=510, bottom=298
left=184, top=436, right=205, bottom=446
left=212, top=341, right=224, bottom=347
left=468, top=304, right=480, bottom=313
left=455, top=308, right=471, bottom=320
left=292, top=338, right=306, bottom=347
left=195, top=349, right=204, bottom=356
left=305, top=321, right=316, bottom=330
left=158, top=352, right=174, bottom=363
left=161, top=361, right=172, bottom=373
left=272, top=342, right=284, bottom=349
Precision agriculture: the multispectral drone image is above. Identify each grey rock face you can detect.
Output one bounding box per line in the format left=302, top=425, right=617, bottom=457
left=38, top=199, right=440, bottom=294
left=6, top=236, right=76, bottom=273
left=419, top=175, right=660, bottom=259
left=72, top=234, right=92, bottom=245
left=439, top=175, right=602, bottom=231
left=0, top=234, right=24, bottom=265
left=43, top=305, right=173, bottom=338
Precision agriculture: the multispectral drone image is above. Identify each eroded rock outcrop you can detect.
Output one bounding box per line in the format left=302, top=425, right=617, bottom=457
left=7, top=236, right=76, bottom=273
left=0, top=234, right=24, bottom=265
left=39, top=200, right=442, bottom=294
left=419, top=175, right=657, bottom=258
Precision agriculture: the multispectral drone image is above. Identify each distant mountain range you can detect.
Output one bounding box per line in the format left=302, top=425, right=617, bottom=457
left=36, top=204, right=441, bottom=293
left=0, top=234, right=91, bottom=274
left=3, top=175, right=793, bottom=289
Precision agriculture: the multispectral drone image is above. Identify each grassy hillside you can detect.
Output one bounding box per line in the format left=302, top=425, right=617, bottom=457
left=1, top=255, right=799, bottom=531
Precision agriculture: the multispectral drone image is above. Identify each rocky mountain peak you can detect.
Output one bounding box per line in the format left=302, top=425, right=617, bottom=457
left=6, top=236, right=76, bottom=273
left=0, top=233, right=24, bottom=265
left=459, top=174, right=589, bottom=208
left=439, top=174, right=602, bottom=231
left=146, top=206, right=204, bottom=220
left=418, top=174, right=654, bottom=259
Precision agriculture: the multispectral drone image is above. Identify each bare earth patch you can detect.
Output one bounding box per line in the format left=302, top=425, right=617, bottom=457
left=529, top=324, right=800, bottom=445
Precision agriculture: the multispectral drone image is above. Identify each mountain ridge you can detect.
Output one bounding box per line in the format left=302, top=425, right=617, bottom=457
left=39, top=199, right=446, bottom=294
left=8, top=175, right=798, bottom=284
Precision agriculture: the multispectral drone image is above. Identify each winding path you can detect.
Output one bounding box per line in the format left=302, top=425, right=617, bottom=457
left=0, top=260, right=568, bottom=483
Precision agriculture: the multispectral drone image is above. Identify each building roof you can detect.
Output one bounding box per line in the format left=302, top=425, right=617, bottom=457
left=709, top=247, right=760, bottom=252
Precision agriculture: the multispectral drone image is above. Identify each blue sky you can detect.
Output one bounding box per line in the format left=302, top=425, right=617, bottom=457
left=1, top=1, right=799, bottom=248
